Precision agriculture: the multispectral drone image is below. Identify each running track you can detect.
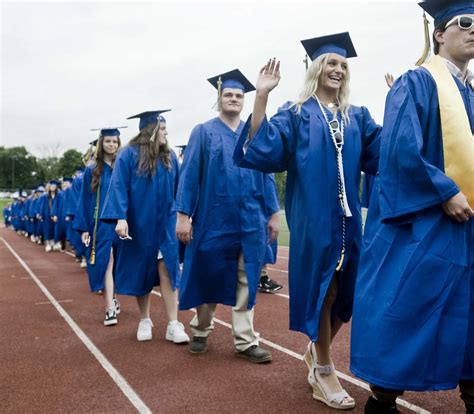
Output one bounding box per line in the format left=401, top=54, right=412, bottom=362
left=0, top=227, right=464, bottom=413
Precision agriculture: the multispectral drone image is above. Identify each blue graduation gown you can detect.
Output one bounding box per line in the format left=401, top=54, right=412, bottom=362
left=32, top=197, right=43, bottom=237
left=350, top=69, right=474, bottom=391
left=11, top=201, right=21, bottom=231
left=40, top=193, right=55, bottom=240
left=73, top=164, right=117, bottom=292
left=3, top=205, right=11, bottom=226
left=101, top=146, right=180, bottom=296
left=22, top=198, right=31, bottom=234
left=27, top=197, right=37, bottom=236
left=361, top=173, right=375, bottom=209
left=176, top=117, right=280, bottom=311
left=66, top=174, right=86, bottom=256
left=234, top=99, right=381, bottom=340
left=52, top=191, right=68, bottom=243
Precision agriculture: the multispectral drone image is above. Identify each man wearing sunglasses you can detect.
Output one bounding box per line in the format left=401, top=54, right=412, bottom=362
left=350, top=0, right=474, bottom=413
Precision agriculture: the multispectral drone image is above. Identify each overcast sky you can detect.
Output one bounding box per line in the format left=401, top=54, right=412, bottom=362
left=2, top=0, right=472, bottom=157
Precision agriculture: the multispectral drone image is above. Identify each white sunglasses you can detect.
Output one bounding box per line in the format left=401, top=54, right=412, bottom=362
left=446, top=15, right=474, bottom=30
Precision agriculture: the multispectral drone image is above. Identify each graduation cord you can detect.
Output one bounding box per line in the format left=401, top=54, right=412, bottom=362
left=315, top=97, right=351, bottom=271
left=90, top=179, right=100, bottom=265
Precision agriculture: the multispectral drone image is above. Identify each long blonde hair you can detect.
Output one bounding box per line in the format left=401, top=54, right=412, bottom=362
left=293, top=54, right=351, bottom=121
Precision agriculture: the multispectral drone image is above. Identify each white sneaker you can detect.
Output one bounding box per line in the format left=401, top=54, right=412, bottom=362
left=113, top=298, right=121, bottom=315
left=45, top=243, right=52, bottom=252
left=80, top=258, right=87, bottom=268
left=53, top=242, right=61, bottom=251
left=166, top=320, right=190, bottom=344
left=137, top=318, right=153, bottom=341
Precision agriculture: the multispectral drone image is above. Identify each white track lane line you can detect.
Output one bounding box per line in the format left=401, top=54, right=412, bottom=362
left=151, top=289, right=430, bottom=414
left=2, top=237, right=152, bottom=414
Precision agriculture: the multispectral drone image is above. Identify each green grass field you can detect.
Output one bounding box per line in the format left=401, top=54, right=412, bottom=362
left=0, top=199, right=11, bottom=222
left=278, top=212, right=290, bottom=247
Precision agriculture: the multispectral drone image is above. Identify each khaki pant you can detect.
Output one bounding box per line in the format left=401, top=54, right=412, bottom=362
left=190, top=253, right=259, bottom=352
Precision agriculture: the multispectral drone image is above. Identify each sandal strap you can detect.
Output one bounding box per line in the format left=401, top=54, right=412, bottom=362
left=314, top=362, right=334, bottom=376
left=328, top=389, right=351, bottom=404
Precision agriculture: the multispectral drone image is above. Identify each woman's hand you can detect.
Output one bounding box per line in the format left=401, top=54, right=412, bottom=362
left=115, top=219, right=129, bottom=238
left=256, top=58, right=281, bottom=94
left=81, top=232, right=90, bottom=246
left=442, top=192, right=474, bottom=223
left=267, top=212, right=280, bottom=243
left=176, top=213, right=193, bottom=245
left=385, top=73, right=394, bottom=89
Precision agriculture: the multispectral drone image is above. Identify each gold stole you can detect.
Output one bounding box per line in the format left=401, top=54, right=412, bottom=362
left=422, top=55, right=474, bottom=206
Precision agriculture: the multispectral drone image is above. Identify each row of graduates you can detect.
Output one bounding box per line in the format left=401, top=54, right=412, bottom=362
left=6, top=0, right=473, bottom=411
left=4, top=178, right=88, bottom=266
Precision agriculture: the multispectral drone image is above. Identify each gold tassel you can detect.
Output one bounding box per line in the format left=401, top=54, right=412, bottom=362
left=217, top=76, right=222, bottom=98
left=303, top=54, right=309, bottom=71
left=415, top=12, right=431, bottom=66
left=90, top=180, right=101, bottom=266
left=335, top=248, right=345, bottom=272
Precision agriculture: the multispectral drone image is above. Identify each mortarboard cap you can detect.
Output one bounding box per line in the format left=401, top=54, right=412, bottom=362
left=49, top=180, right=60, bottom=186
left=301, top=32, right=357, bottom=61
left=90, top=126, right=127, bottom=137
left=207, top=69, right=255, bottom=96
left=63, top=177, right=73, bottom=183
left=419, top=0, right=474, bottom=27
left=35, top=186, right=45, bottom=193
left=127, top=110, right=171, bottom=131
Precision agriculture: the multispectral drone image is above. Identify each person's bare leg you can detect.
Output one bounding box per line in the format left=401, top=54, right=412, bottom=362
left=103, top=251, right=114, bottom=310
left=312, top=276, right=354, bottom=404
left=158, top=260, right=178, bottom=321
left=331, top=316, right=344, bottom=342
left=136, top=294, right=151, bottom=319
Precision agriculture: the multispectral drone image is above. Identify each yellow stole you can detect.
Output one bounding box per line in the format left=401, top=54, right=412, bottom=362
left=422, top=55, right=474, bottom=205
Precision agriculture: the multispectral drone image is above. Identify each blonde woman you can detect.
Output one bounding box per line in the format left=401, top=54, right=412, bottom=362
left=234, top=32, right=381, bottom=409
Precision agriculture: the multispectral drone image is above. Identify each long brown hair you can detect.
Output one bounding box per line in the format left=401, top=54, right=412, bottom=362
left=128, top=121, right=172, bottom=176
left=90, top=135, right=121, bottom=192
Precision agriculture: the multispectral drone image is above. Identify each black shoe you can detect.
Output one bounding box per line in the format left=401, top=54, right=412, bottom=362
left=235, top=345, right=272, bottom=363
left=190, top=336, right=207, bottom=354
left=104, top=308, right=117, bottom=326
left=365, top=396, right=399, bottom=414
left=258, top=277, right=283, bottom=294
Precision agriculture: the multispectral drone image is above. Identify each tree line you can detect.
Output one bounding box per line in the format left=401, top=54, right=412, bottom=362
left=0, top=147, right=84, bottom=190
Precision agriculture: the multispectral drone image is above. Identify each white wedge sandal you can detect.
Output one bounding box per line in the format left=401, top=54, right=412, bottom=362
left=308, top=360, right=355, bottom=410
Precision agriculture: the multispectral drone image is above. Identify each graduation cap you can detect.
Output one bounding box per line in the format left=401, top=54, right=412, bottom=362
left=49, top=180, right=60, bottom=186
left=176, top=144, right=187, bottom=157
left=127, top=110, right=171, bottom=131
left=62, top=177, right=73, bottom=183
left=35, top=186, right=45, bottom=193
left=416, top=0, right=474, bottom=65
left=301, top=32, right=357, bottom=62
left=90, top=126, right=127, bottom=137
left=419, top=0, right=474, bottom=27
left=207, top=69, right=255, bottom=97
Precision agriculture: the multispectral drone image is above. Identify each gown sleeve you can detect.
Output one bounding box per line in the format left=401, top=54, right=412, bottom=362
left=358, top=106, right=382, bottom=176
left=175, top=124, right=205, bottom=217
left=264, top=173, right=280, bottom=217
left=73, top=167, right=92, bottom=233
left=100, top=148, right=131, bottom=221
left=234, top=102, right=298, bottom=173
left=378, top=70, right=460, bottom=224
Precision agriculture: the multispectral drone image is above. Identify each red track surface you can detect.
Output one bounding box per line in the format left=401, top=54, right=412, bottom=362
left=0, top=227, right=464, bottom=413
